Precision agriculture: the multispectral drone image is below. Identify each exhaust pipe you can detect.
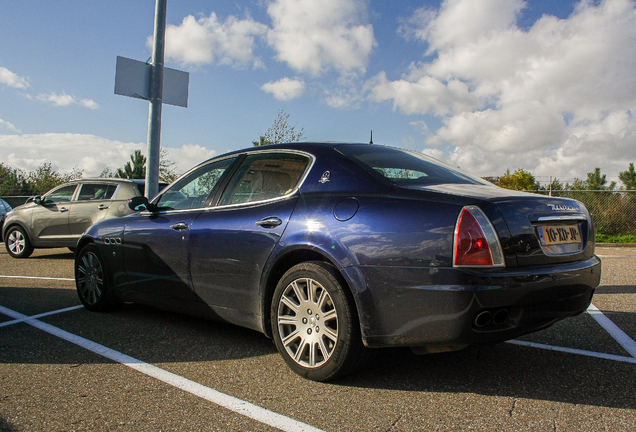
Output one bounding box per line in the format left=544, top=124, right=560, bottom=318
left=474, top=311, right=492, bottom=327
left=492, top=309, right=509, bottom=325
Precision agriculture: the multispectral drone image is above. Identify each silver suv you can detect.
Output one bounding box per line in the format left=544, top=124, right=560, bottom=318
left=3, top=178, right=163, bottom=258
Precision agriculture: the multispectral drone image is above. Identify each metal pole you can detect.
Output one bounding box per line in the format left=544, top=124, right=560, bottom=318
left=145, top=0, right=167, bottom=199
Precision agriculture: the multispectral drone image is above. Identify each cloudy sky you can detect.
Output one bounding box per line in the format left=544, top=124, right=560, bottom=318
left=1, top=0, right=635, bottom=185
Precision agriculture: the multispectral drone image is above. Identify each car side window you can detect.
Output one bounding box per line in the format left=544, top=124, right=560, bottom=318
left=44, top=185, right=78, bottom=204
left=77, top=184, right=117, bottom=201
left=156, top=157, right=237, bottom=210
left=219, top=152, right=310, bottom=205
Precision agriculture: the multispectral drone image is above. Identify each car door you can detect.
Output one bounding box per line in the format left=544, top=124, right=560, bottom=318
left=30, top=184, right=78, bottom=245
left=122, top=156, right=238, bottom=301
left=68, top=183, right=118, bottom=236
left=189, top=151, right=313, bottom=318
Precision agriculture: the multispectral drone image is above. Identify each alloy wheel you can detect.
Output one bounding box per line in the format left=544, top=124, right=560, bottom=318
left=76, top=251, right=105, bottom=305
left=277, top=277, right=339, bottom=368
left=7, top=230, right=26, bottom=256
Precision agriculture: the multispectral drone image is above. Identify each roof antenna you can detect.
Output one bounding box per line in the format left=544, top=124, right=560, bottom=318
left=369, top=130, right=373, bottom=146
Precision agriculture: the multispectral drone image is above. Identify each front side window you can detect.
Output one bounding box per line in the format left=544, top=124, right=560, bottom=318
left=44, top=185, right=78, bottom=204
left=77, top=184, right=117, bottom=201
left=156, top=157, right=237, bottom=210
left=219, top=152, right=310, bottom=205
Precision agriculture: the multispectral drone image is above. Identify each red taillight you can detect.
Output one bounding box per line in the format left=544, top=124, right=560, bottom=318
left=454, top=206, right=505, bottom=267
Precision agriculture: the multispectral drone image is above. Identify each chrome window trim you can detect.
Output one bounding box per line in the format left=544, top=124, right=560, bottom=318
left=151, top=149, right=316, bottom=215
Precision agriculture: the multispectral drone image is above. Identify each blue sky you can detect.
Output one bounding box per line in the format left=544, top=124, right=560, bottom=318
left=1, top=0, right=635, bottom=185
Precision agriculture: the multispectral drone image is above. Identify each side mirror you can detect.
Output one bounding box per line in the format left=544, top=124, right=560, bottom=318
left=128, top=196, right=159, bottom=213
left=33, top=196, right=43, bottom=205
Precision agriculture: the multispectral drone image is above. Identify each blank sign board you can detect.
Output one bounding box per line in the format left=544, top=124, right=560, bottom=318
left=114, top=56, right=189, bottom=108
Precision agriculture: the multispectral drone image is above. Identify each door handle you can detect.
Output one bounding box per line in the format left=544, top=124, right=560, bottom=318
left=256, top=217, right=282, bottom=228
left=98, top=205, right=110, bottom=210
left=170, top=222, right=188, bottom=231
left=60, top=207, right=69, bottom=213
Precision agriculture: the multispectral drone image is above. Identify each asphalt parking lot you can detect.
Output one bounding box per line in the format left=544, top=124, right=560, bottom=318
left=1, top=245, right=635, bottom=431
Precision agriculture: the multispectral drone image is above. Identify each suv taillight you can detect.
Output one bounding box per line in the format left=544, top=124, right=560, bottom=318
left=453, top=206, right=505, bottom=267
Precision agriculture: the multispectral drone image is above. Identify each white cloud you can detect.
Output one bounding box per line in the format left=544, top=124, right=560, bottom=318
left=0, top=134, right=216, bottom=178
left=369, top=0, right=636, bottom=180
left=35, top=92, right=99, bottom=109
left=163, top=12, right=268, bottom=68
left=267, top=0, right=376, bottom=76
left=163, top=144, right=217, bottom=175
left=0, top=119, right=20, bottom=133
left=261, top=77, right=305, bottom=101
left=0, top=67, right=29, bottom=89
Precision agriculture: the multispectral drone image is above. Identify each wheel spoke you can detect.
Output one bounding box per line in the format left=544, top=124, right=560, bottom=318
left=308, top=341, right=318, bottom=367
left=280, top=294, right=300, bottom=314
left=322, top=308, right=337, bottom=322
left=282, top=329, right=300, bottom=347
left=317, top=336, right=330, bottom=359
left=294, top=338, right=309, bottom=362
left=322, top=325, right=338, bottom=343
left=278, top=315, right=298, bottom=327
left=290, top=280, right=307, bottom=304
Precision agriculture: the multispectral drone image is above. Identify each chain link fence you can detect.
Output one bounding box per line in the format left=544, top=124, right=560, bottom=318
left=531, top=190, right=636, bottom=235
left=3, top=191, right=636, bottom=235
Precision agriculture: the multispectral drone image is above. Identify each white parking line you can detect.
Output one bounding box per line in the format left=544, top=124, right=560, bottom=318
left=0, top=305, right=83, bottom=328
left=0, top=275, right=74, bottom=281
left=0, top=304, right=324, bottom=432
left=506, top=340, right=636, bottom=364
left=587, top=303, right=636, bottom=358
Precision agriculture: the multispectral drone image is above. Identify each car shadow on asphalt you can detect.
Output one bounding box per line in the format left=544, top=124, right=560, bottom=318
left=0, top=416, right=18, bottom=432
left=1, top=286, right=635, bottom=411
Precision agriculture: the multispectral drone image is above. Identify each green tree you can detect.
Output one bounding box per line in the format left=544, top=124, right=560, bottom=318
left=252, top=107, right=305, bottom=146
left=159, top=148, right=178, bottom=183
left=619, top=162, right=636, bottom=190
left=116, top=150, right=146, bottom=179
left=0, top=162, right=29, bottom=195
left=585, top=167, right=616, bottom=191
left=496, top=168, right=540, bottom=191
left=27, top=162, right=83, bottom=195
left=112, top=148, right=178, bottom=183
left=537, top=177, right=565, bottom=193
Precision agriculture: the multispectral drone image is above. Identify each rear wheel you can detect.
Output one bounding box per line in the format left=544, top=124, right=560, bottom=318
left=271, top=261, right=367, bottom=381
left=5, top=226, right=34, bottom=258
left=75, top=244, right=114, bottom=311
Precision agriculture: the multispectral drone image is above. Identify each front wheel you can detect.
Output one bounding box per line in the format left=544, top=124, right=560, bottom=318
left=5, top=226, right=34, bottom=258
left=271, top=262, right=367, bottom=381
left=75, top=244, right=114, bottom=312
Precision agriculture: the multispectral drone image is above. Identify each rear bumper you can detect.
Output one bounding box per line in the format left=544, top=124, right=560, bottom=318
left=345, top=256, right=601, bottom=348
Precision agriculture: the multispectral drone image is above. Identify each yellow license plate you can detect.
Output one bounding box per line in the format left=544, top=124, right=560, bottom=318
left=539, top=225, right=582, bottom=246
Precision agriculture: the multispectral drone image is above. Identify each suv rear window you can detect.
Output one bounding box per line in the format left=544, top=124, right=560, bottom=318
left=338, top=145, right=487, bottom=187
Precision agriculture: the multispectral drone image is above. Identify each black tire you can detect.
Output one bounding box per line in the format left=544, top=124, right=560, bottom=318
left=75, top=244, right=114, bottom=312
left=271, top=261, right=367, bottom=381
left=5, top=226, right=34, bottom=258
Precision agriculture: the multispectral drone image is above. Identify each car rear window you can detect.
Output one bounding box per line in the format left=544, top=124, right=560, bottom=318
left=338, top=145, right=488, bottom=187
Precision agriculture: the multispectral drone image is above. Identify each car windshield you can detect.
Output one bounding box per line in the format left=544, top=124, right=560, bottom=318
left=338, top=145, right=489, bottom=187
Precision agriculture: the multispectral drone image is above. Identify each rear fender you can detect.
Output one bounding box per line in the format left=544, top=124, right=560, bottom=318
left=259, top=234, right=364, bottom=338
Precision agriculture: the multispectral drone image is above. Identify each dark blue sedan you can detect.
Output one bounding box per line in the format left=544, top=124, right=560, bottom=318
left=74, top=143, right=601, bottom=381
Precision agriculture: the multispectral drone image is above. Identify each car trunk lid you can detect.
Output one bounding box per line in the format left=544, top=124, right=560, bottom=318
left=417, top=184, right=595, bottom=267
